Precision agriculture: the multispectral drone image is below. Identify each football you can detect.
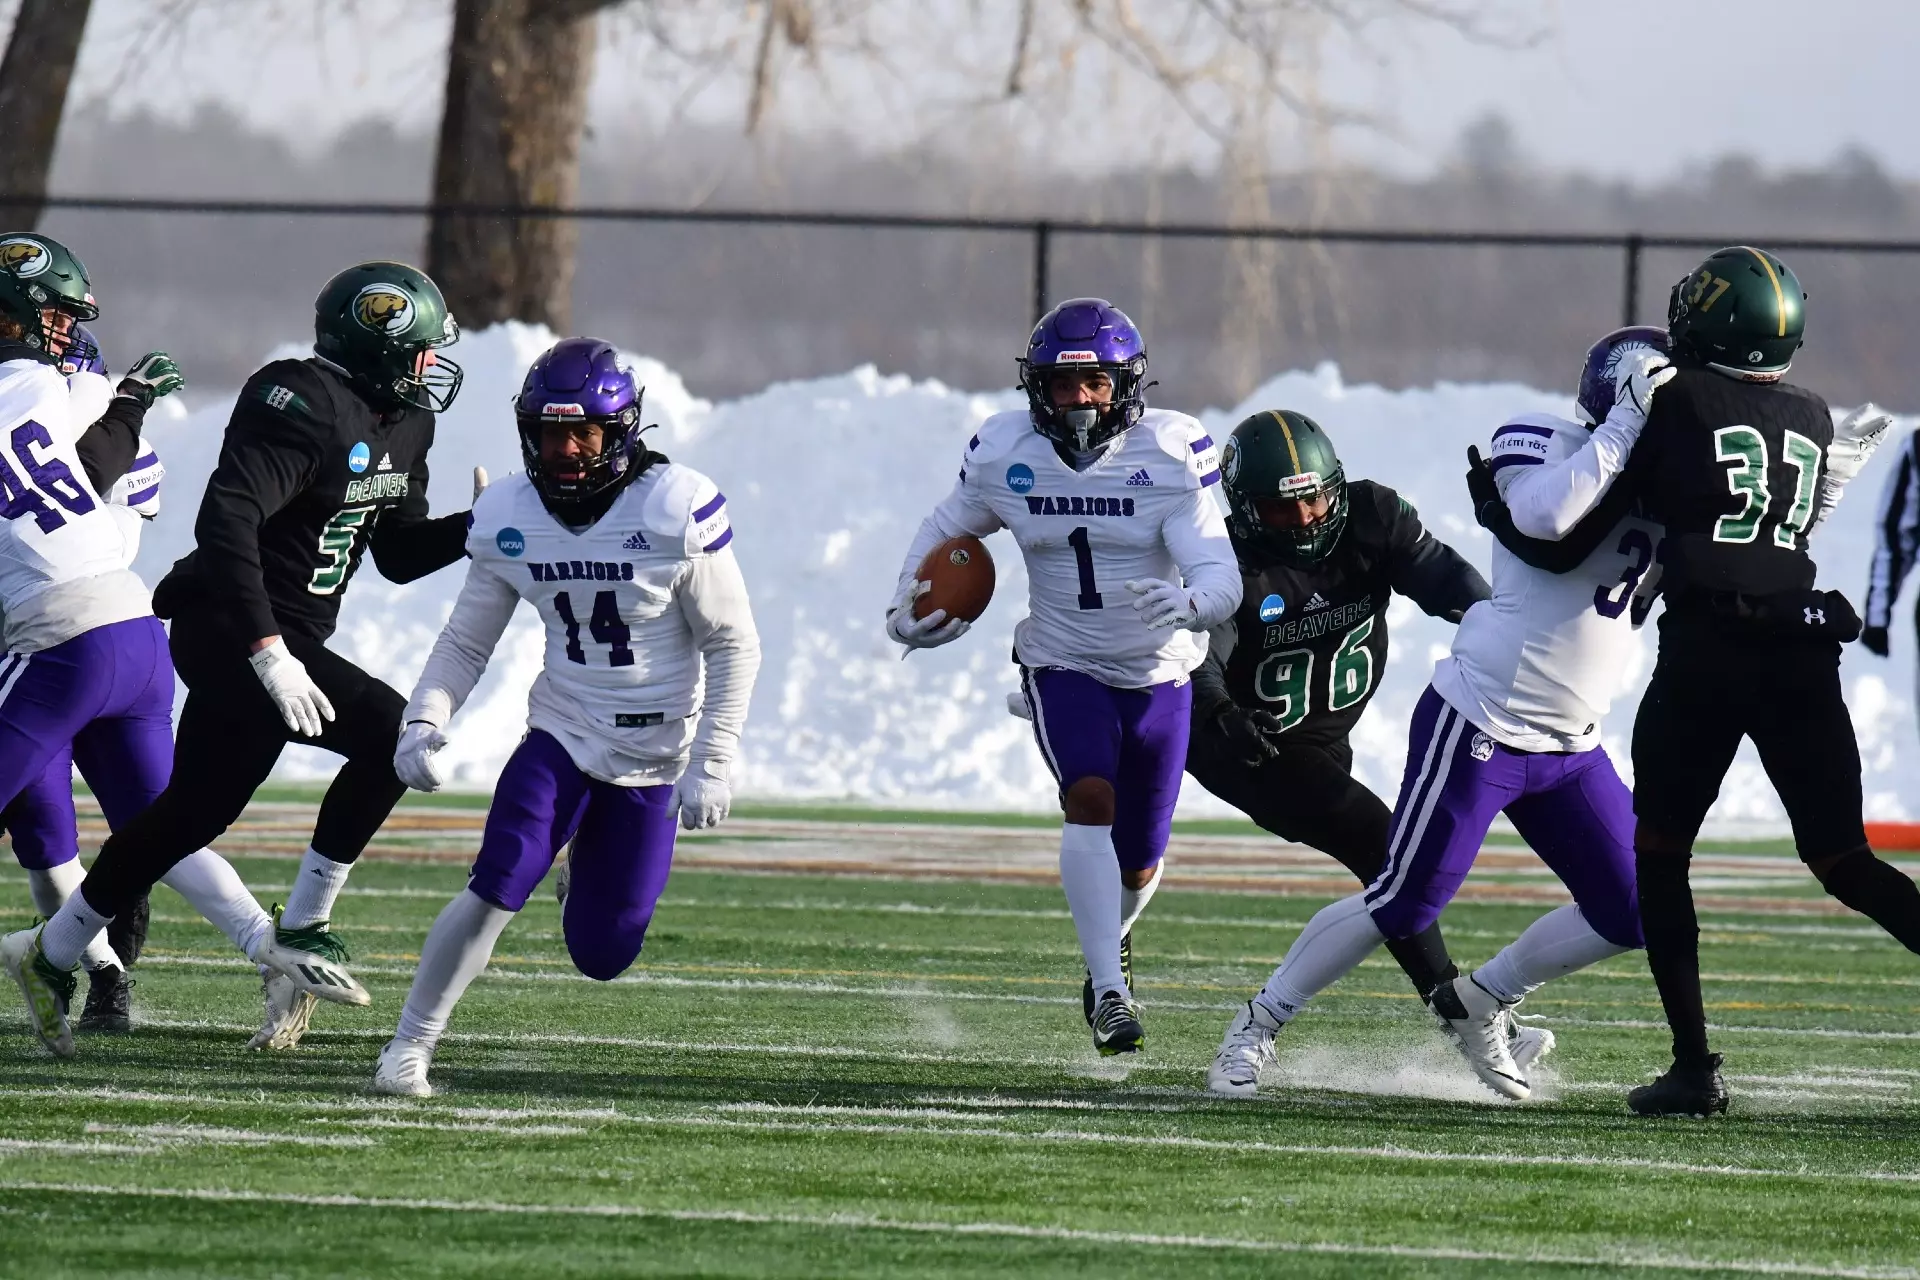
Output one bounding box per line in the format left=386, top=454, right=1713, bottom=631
left=913, top=535, right=995, bottom=622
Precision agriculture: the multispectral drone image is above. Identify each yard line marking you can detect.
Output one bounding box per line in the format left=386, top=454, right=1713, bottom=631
left=0, top=1139, right=164, bottom=1156
left=1525, top=1015, right=1920, bottom=1042
left=83, top=1124, right=374, bottom=1148
left=0, top=1181, right=1909, bottom=1277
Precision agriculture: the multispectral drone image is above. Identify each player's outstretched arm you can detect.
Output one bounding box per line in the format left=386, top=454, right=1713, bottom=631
left=368, top=451, right=471, bottom=584
left=1149, top=487, right=1242, bottom=631
left=676, top=545, right=763, bottom=830
left=889, top=455, right=1004, bottom=649
left=1379, top=489, right=1488, bottom=621
left=1812, top=403, right=1895, bottom=537
left=1501, top=352, right=1673, bottom=541
left=395, top=558, right=521, bottom=792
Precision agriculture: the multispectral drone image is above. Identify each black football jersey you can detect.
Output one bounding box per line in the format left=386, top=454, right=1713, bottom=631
left=1630, top=365, right=1833, bottom=598
left=156, top=358, right=466, bottom=644
left=1194, top=480, right=1488, bottom=747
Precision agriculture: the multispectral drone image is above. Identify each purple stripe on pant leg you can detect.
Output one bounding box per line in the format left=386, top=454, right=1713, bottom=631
left=1021, top=666, right=1064, bottom=784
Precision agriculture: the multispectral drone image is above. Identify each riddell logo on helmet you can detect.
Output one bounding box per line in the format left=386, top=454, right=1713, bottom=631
left=1054, top=350, right=1099, bottom=364
left=1276, top=472, right=1322, bottom=495
left=0, top=237, right=49, bottom=277
left=542, top=403, right=586, bottom=417
left=352, top=284, right=415, bottom=334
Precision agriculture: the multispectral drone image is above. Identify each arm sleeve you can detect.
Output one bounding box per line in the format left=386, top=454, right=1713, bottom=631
left=1498, top=405, right=1647, bottom=540
left=368, top=450, right=469, bottom=583
left=1190, top=619, right=1238, bottom=724
left=1865, top=435, right=1920, bottom=629
left=73, top=394, right=145, bottom=495
left=894, top=469, right=1005, bottom=600
left=1383, top=496, right=1489, bottom=621
left=1162, top=487, right=1242, bottom=629
left=193, top=399, right=326, bottom=643
left=403, top=557, right=521, bottom=729
left=679, top=546, right=762, bottom=773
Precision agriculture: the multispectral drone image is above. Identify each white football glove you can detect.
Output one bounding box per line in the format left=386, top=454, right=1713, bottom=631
left=675, top=764, right=732, bottom=831
left=1828, top=403, right=1895, bottom=487
left=394, top=720, right=450, bottom=793
left=1613, top=350, right=1676, bottom=418
left=248, top=640, right=335, bottom=738
left=885, top=579, right=971, bottom=649
left=1125, top=578, right=1197, bottom=630
left=473, top=466, right=490, bottom=501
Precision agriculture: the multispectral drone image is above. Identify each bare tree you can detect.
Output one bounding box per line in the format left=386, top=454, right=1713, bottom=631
left=0, top=0, right=98, bottom=227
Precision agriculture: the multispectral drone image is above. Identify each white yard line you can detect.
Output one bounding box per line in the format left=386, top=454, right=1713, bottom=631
left=82, top=1123, right=374, bottom=1148
left=0, top=1180, right=1908, bottom=1278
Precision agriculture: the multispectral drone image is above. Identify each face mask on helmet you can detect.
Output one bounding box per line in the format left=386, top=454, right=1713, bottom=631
left=390, top=317, right=463, bottom=413
left=515, top=338, right=653, bottom=508
left=1574, top=325, right=1672, bottom=426
left=1019, top=298, right=1149, bottom=453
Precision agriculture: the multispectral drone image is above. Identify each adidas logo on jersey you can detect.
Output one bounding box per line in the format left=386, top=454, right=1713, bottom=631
left=1304, top=593, right=1330, bottom=611
left=1125, top=469, right=1154, bottom=487
left=621, top=531, right=651, bottom=551
left=376, top=452, right=393, bottom=472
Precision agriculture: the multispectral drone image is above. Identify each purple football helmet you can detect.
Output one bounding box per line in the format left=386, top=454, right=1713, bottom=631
left=515, top=337, right=651, bottom=506
left=1575, top=326, right=1672, bottom=426
left=57, top=323, right=104, bottom=376
left=1018, top=298, right=1148, bottom=452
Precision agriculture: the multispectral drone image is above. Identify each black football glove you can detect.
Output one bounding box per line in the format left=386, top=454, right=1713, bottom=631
left=1213, top=706, right=1288, bottom=766
left=1862, top=624, right=1891, bottom=657
left=1466, top=445, right=1499, bottom=526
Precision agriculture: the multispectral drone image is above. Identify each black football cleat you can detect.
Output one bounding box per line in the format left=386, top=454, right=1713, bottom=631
left=1082, top=931, right=1133, bottom=1026
left=107, top=892, right=150, bottom=968
left=77, top=965, right=133, bottom=1033
left=1090, top=989, right=1144, bottom=1056
left=1628, top=1054, right=1730, bottom=1118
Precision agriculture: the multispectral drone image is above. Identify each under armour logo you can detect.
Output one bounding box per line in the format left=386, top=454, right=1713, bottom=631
left=1805, top=607, right=1826, bottom=626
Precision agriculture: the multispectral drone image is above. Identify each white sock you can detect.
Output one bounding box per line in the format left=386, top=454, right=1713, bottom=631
left=1059, top=823, right=1126, bottom=997
left=395, top=889, right=516, bottom=1050
left=27, top=862, right=120, bottom=972
left=39, top=891, right=112, bottom=973
left=1119, top=861, right=1164, bottom=934
left=1256, top=893, right=1384, bottom=1024
left=161, top=850, right=275, bottom=961
left=281, top=847, right=353, bottom=929
left=1474, top=904, right=1629, bottom=1005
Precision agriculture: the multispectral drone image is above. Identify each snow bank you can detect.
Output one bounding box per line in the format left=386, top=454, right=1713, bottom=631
left=132, top=326, right=1920, bottom=824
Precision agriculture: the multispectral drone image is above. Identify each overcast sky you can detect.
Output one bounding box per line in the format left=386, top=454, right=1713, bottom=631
left=60, top=0, right=1912, bottom=182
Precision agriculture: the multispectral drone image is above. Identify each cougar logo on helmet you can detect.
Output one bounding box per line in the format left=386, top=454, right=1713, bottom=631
left=0, top=237, right=51, bottom=278
left=352, top=283, right=415, bottom=334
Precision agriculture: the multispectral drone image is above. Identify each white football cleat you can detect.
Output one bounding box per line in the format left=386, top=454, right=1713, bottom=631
left=1208, top=1000, right=1281, bottom=1097
left=372, top=1036, right=436, bottom=1097
left=1509, top=1019, right=1556, bottom=1074
left=248, top=965, right=317, bottom=1050
left=1431, top=974, right=1529, bottom=1101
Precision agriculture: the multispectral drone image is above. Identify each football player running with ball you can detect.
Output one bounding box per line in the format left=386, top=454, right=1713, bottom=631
left=1625, top=248, right=1917, bottom=1117
left=373, top=338, right=759, bottom=1097
left=1188, top=410, right=1502, bottom=1021
left=890, top=299, right=1240, bottom=1055
left=1209, top=327, right=1675, bottom=1100
left=14, top=262, right=475, bottom=1052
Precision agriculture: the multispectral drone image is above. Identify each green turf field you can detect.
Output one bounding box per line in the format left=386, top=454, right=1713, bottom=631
left=1, top=819, right=1917, bottom=1278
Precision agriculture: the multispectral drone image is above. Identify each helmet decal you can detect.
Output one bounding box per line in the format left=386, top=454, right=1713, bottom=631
left=352, top=283, right=416, bottom=335
left=0, top=237, right=50, bottom=278
left=1220, top=438, right=1242, bottom=486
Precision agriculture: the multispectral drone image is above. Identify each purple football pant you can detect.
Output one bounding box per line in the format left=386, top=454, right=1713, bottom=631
left=1019, top=665, right=1191, bottom=871
left=1364, top=685, right=1642, bottom=948
left=468, top=729, right=679, bottom=981
left=0, top=617, right=174, bottom=871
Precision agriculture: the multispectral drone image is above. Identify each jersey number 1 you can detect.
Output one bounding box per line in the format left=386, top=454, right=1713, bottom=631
left=1067, top=526, right=1102, bottom=610
left=554, top=589, right=634, bottom=666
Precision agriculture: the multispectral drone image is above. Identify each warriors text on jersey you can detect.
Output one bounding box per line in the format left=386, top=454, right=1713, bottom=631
left=0, top=358, right=146, bottom=652
left=407, top=464, right=761, bottom=787
left=1431, top=410, right=1664, bottom=753
left=154, top=358, right=466, bottom=644
left=1199, top=481, right=1488, bottom=747
left=1628, top=365, right=1833, bottom=597
left=898, top=408, right=1241, bottom=687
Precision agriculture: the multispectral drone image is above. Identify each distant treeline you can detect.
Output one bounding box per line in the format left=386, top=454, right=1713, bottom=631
left=41, top=107, right=1920, bottom=411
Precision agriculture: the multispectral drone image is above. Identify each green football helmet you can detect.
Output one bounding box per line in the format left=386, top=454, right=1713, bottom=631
left=313, top=261, right=463, bottom=412
left=0, top=232, right=99, bottom=364
left=1667, top=245, right=1805, bottom=381
left=1219, top=409, right=1349, bottom=565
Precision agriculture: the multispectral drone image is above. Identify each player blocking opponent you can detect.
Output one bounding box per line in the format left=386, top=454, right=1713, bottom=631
left=1209, top=327, right=1675, bottom=1099
left=372, top=338, right=760, bottom=1096
left=890, top=298, right=1240, bottom=1054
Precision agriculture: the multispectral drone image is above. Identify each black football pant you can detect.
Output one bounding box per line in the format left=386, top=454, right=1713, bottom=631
left=1632, top=607, right=1920, bottom=1066
left=78, top=609, right=408, bottom=920
left=1186, top=727, right=1458, bottom=999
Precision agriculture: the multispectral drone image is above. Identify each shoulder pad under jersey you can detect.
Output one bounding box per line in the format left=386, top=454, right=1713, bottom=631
left=66, top=370, right=111, bottom=430
left=961, top=411, right=1034, bottom=469
left=242, top=359, right=328, bottom=426
left=465, top=472, right=534, bottom=560
left=1141, top=408, right=1221, bottom=490
left=641, top=462, right=733, bottom=557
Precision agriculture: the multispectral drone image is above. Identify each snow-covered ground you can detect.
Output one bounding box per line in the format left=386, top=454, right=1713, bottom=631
left=130, top=324, right=1919, bottom=826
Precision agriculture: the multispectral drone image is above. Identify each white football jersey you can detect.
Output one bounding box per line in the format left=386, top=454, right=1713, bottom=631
left=898, top=408, right=1241, bottom=688
left=409, top=463, right=761, bottom=787
left=0, top=360, right=149, bottom=652
left=1429, top=411, right=1663, bottom=753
